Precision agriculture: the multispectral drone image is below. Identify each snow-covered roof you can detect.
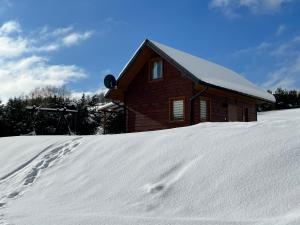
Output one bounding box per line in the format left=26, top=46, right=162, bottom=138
left=97, top=102, right=123, bottom=112
left=146, top=40, right=275, bottom=103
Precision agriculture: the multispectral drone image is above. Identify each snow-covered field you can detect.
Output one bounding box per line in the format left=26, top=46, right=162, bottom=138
left=0, top=109, right=300, bottom=225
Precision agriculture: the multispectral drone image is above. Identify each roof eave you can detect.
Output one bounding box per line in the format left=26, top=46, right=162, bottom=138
left=197, top=80, right=275, bottom=104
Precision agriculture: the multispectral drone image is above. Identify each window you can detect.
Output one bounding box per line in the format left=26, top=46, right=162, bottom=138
left=150, top=59, right=163, bottom=80
left=200, top=99, right=210, bottom=122
left=170, top=98, right=185, bottom=121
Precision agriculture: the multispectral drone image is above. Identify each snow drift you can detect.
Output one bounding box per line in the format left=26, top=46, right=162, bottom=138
left=0, top=109, right=300, bottom=225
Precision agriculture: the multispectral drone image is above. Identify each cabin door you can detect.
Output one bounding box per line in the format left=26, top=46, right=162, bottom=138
left=228, top=104, right=238, bottom=121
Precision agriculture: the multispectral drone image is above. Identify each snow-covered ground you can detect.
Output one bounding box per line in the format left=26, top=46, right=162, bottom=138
left=0, top=109, right=300, bottom=225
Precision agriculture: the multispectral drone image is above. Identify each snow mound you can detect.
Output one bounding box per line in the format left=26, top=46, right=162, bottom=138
left=1, top=109, right=300, bottom=225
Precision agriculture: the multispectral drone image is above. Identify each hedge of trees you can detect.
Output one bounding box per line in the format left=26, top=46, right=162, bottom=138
left=0, top=86, right=114, bottom=137
left=260, top=88, right=300, bottom=111
left=273, top=88, right=300, bottom=109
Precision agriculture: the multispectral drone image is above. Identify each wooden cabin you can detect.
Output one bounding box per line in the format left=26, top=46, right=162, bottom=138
left=105, top=39, right=275, bottom=133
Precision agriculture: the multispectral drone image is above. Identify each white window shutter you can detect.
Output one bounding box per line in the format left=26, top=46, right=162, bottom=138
left=200, top=100, right=207, bottom=121
left=173, top=100, right=184, bottom=120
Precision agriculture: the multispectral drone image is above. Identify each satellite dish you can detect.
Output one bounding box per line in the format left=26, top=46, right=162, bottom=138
left=104, top=74, right=117, bottom=89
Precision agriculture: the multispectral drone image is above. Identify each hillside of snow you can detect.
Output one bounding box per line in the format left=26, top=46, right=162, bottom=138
left=0, top=109, right=300, bottom=225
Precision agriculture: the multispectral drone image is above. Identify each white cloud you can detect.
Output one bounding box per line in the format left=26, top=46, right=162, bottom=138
left=0, top=36, right=27, bottom=58
left=234, top=35, right=300, bottom=58
left=233, top=34, right=300, bottom=90
left=62, top=31, right=93, bottom=47
left=271, top=43, right=290, bottom=56
left=276, top=24, right=286, bottom=36
left=38, top=27, right=93, bottom=51
left=292, top=36, right=300, bottom=43
left=0, top=21, right=94, bottom=58
left=33, top=43, right=60, bottom=52
left=233, top=41, right=272, bottom=57
left=0, top=20, right=93, bottom=103
left=0, top=55, right=86, bottom=102
left=261, top=56, right=300, bottom=89
left=209, top=0, right=295, bottom=17
left=70, top=69, right=111, bottom=99
left=50, top=26, right=73, bottom=37
left=0, top=21, right=27, bottom=58
left=0, top=20, right=21, bottom=34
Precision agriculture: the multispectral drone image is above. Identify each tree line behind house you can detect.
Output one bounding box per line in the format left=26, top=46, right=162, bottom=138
left=0, top=86, right=124, bottom=137
left=0, top=87, right=300, bottom=137
left=260, top=88, right=300, bottom=111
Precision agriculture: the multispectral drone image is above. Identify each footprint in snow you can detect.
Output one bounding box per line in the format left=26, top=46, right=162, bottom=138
left=7, top=192, right=19, bottom=199
left=137, top=156, right=202, bottom=211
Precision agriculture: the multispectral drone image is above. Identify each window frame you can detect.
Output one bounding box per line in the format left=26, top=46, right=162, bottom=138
left=148, top=58, right=163, bottom=82
left=169, top=96, right=186, bottom=122
left=199, top=97, right=211, bottom=122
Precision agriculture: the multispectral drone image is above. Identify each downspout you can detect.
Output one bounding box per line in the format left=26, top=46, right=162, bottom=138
left=189, top=86, right=208, bottom=125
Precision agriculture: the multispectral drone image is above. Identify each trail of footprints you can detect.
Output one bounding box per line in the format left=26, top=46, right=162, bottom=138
left=23, top=138, right=81, bottom=186
left=0, top=137, right=82, bottom=224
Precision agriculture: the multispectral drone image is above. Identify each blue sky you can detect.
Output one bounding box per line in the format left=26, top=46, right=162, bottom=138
left=0, top=0, right=300, bottom=101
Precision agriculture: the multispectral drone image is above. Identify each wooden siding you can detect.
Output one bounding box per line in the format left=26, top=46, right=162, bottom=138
left=193, top=88, right=257, bottom=123
left=124, top=53, right=257, bottom=132
left=125, top=54, right=194, bottom=132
